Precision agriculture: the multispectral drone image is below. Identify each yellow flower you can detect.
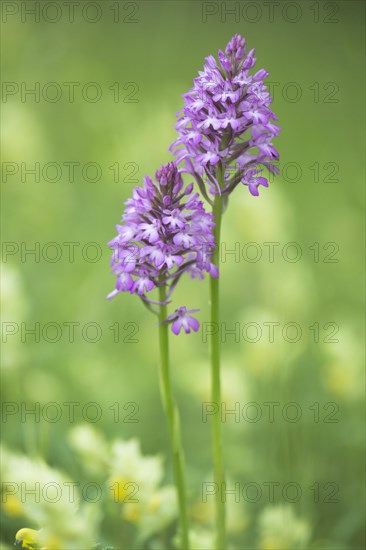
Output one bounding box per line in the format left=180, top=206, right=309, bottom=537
left=123, top=502, right=141, bottom=523
left=15, top=528, right=40, bottom=549
left=147, top=493, right=161, bottom=513
left=2, top=494, right=24, bottom=517
left=258, top=505, right=311, bottom=549
left=109, top=477, right=133, bottom=503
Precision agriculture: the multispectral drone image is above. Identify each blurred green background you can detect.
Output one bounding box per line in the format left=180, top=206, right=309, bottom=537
left=1, top=1, right=365, bottom=548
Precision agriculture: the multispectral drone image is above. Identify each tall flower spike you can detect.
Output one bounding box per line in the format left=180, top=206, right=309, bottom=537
left=170, top=34, right=280, bottom=198
left=107, top=162, right=217, bottom=332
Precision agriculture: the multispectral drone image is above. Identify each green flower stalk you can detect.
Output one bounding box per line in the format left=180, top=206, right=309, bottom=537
left=158, top=282, right=189, bottom=548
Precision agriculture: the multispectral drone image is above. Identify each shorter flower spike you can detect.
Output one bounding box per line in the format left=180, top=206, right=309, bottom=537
left=108, top=162, right=217, bottom=333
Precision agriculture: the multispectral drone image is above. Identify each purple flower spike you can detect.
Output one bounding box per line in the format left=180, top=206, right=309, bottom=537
left=108, top=162, right=217, bottom=331
left=170, top=34, right=280, bottom=198
left=167, top=307, right=200, bottom=335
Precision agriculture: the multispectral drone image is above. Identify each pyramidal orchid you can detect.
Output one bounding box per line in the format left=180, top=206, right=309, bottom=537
left=107, top=161, right=218, bottom=334
left=170, top=33, right=280, bottom=201
left=107, top=161, right=219, bottom=549
left=170, top=34, right=281, bottom=549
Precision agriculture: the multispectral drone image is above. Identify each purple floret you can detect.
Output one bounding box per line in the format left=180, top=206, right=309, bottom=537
left=166, top=307, right=201, bottom=335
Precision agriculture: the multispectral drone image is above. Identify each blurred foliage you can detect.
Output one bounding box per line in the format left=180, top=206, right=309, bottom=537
left=1, top=1, right=365, bottom=549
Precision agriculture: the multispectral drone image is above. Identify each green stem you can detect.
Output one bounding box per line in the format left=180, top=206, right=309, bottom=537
left=210, top=171, right=226, bottom=549
left=158, top=283, right=190, bottom=549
